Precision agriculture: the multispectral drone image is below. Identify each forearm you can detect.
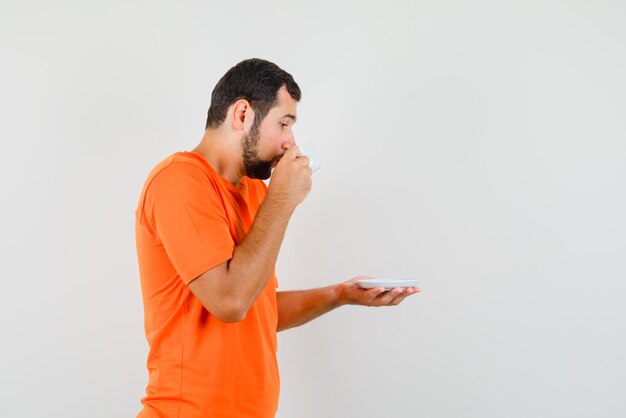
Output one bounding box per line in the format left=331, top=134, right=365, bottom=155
left=188, top=146, right=312, bottom=322
left=227, top=197, right=293, bottom=310
left=276, top=286, right=344, bottom=332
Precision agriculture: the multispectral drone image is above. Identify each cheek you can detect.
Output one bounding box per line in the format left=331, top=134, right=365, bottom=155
left=265, top=126, right=286, bottom=148
left=257, top=132, right=282, bottom=158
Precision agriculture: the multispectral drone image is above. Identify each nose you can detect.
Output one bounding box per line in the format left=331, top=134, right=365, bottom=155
left=281, top=134, right=296, bottom=150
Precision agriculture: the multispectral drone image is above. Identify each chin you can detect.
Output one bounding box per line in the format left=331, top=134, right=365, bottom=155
left=245, top=163, right=273, bottom=180
left=254, top=171, right=272, bottom=181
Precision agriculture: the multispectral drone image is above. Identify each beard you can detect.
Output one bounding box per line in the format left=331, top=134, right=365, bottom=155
left=241, top=123, right=276, bottom=180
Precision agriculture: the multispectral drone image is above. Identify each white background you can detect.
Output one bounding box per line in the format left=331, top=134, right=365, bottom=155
left=1, top=1, right=625, bottom=417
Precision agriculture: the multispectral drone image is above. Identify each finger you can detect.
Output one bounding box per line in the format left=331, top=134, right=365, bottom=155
left=374, top=287, right=403, bottom=305
left=296, top=155, right=311, bottom=168
left=284, top=145, right=302, bottom=159
left=387, top=291, right=410, bottom=306
left=388, top=288, right=421, bottom=305
left=365, top=287, right=386, bottom=302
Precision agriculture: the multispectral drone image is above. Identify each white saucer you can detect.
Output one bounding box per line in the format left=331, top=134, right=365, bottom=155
left=356, top=278, right=421, bottom=290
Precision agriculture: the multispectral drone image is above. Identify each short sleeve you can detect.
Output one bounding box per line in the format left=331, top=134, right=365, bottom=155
left=144, top=162, right=235, bottom=284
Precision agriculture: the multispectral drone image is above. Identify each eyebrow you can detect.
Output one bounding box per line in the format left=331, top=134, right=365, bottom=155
left=282, top=113, right=297, bottom=122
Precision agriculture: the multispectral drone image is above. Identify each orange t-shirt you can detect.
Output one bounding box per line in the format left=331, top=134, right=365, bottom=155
left=135, top=151, right=279, bottom=418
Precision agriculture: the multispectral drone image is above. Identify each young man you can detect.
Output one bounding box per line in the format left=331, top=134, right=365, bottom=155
left=135, top=58, right=420, bottom=418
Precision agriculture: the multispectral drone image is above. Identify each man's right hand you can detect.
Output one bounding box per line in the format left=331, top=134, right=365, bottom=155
left=267, top=145, right=313, bottom=211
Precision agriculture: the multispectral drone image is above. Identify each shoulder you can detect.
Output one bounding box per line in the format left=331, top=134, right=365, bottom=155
left=152, top=152, right=208, bottom=178
left=136, top=152, right=222, bottom=217
left=144, top=152, right=219, bottom=192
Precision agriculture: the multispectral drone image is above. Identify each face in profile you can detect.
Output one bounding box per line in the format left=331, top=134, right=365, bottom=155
left=241, top=87, right=297, bottom=180
left=241, top=118, right=276, bottom=180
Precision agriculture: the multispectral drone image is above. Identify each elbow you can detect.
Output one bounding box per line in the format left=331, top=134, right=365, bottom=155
left=211, top=298, right=250, bottom=323
left=216, top=309, right=247, bottom=323
left=189, top=271, right=254, bottom=323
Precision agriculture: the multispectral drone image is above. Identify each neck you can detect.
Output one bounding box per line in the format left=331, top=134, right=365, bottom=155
left=192, top=128, right=244, bottom=186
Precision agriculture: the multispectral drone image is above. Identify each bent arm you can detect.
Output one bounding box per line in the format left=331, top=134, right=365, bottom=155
left=186, top=146, right=312, bottom=322
left=188, top=196, right=293, bottom=322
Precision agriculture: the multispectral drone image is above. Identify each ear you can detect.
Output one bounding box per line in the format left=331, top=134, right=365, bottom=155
left=230, top=99, right=254, bottom=131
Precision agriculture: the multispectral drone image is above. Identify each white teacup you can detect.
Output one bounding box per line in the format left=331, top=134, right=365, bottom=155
left=299, top=142, right=321, bottom=172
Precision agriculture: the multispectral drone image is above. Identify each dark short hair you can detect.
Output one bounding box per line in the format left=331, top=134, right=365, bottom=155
left=205, top=58, right=302, bottom=130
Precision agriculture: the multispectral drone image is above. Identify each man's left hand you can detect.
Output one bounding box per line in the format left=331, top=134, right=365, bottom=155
left=335, top=277, right=421, bottom=307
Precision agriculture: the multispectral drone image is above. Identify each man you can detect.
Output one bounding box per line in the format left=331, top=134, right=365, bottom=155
left=135, top=58, right=420, bottom=418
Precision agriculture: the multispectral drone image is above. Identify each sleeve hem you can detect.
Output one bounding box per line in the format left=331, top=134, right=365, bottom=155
left=179, top=248, right=235, bottom=285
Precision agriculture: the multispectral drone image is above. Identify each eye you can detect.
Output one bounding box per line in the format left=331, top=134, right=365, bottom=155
left=280, top=123, right=288, bottom=128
